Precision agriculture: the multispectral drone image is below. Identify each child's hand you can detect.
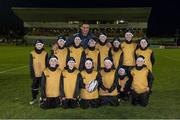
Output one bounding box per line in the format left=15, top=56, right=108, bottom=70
left=120, top=88, right=124, bottom=92
left=146, top=87, right=150, bottom=92
left=51, top=43, right=58, bottom=51
left=106, top=42, right=112, bottom=48
left=43, top=98, right=47, bottom=101
left=62, top=97, right=66, bottom=100
left=105, top=89, right=109, bottom=93
left=85, top=84, right=89, bottom=91
left=101, top=89, right=108, bottom=94
left=72, top=98, right=76, bottom=100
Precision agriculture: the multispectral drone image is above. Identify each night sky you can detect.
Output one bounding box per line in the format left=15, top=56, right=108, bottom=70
left=0, top=0, right=180, bottom=36
left=10, top=0, right=153, bottom=8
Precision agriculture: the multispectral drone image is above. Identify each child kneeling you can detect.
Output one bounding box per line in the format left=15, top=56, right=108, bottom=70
left=60, top=57, right=81, bottom=109
left=79, top=58, right=101, bottom=109
left=40, top=55, right=61, bottom=109
left=130, top=56, right=153, bottom=107
left=99, top=57, right=119, bottom=106
left=117, top=67, right=131, bottom=101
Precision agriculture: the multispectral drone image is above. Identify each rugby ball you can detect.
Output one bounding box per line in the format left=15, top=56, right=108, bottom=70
left=87, top=80, right=98, bottom=93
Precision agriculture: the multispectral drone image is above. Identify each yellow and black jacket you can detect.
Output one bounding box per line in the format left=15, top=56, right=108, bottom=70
left=121, top=41, right=137, bottom=67
left=117, top=74, right=131, bottom=92
left=41, top=66, right=62, bottom=98
left=130, top=65, right=153, bottom=94
left=135, top=47, right=155, bottom=72
left=68, top=45, right=85, bottom=71
left=80, top=69, right=101, bottom=100
left=96, top=43, right=110, bottom=69
left=85, top=47, right=100, bottom=71
left=30, top=49, right=48, bottom=78
left=60, top=68, right=81, bottom=99
left=66, top=32, right=94, bottom=49
left=109, top=47, right=123, bottom=69
left=99, top=68, right=118, bottom=96
left=53, top=47, right=70, bottom=71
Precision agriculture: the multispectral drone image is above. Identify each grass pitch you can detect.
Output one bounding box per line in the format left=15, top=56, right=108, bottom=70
left=0, top=46, right=180, bottom=119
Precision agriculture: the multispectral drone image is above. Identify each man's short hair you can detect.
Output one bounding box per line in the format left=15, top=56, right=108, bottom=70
left=80, top=21, right=89, bottom=27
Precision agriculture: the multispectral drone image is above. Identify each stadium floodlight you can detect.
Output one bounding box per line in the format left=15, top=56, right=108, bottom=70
left=120, top=19, right=125, bottom=24
left=116, top=20, right=119, bottom=24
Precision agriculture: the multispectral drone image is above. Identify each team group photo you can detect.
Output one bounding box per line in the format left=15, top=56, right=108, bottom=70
left=0, top=0, right=180, bottom=119
left=29, top=23, right=155, bottom=109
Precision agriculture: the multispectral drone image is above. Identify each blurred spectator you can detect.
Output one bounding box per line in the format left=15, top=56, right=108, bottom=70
left=25, top=27, right=147, bottom=38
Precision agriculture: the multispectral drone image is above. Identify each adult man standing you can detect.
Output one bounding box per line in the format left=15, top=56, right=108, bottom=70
left=66, top=22, right=94, bottom=49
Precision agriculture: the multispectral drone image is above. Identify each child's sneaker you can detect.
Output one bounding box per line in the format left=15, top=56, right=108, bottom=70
left=39, top=97, right=42, bottom=103
left=118, top=98, right=121, bottom=103
left=29, top=99, right=37, bottom=105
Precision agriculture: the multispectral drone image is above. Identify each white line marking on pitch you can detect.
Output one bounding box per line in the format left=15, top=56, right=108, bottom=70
left=0, top=66, right=27, bottom=74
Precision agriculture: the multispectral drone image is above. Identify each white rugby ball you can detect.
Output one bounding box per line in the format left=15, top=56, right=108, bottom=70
left=87, top=80, right=98, bottom=93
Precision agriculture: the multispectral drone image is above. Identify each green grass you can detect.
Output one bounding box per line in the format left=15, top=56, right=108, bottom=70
left=0, top=46, right=180, bottom=119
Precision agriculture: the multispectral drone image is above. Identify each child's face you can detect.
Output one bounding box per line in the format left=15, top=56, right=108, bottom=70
left=125, top=32, right=133, bottom=41
left=49, top=58, right=58, bottom=68
left=140, top=39, right=148, bottom=49
left=74, top=37, right=81, bottom=46
left=67, top=60, right=75, bottom=69
left=99, top=34, right=107, bottom=43
left=85, top=60, right=93, bottom=69
left=57, top=39, right=65, bottom=47
left=104, top=60, right=112, bottom=69
left=113, top=40, right=120, bottom=48
left=136, top=58, right=145, bottom=67
left=118, top=68, right=125, bottom=76
left=88, top=39, right=96, bottom=47
left=35, top=43, right=44, bottom=50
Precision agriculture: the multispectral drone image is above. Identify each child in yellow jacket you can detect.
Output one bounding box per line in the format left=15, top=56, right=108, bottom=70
left=29, top=39, right=48, bottom=105
left=130, top=56, right=154, bottom=107
left=40, top=55, right=61, bottom=109
left=99, top=57, right=119, bottom=106
left=60, top=57, right=81, bottom=108
left=79, top=58, right=101, bottom=109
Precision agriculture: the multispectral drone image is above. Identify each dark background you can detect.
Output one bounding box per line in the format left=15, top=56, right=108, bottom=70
left=0, top=0, right=180, bottom=37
